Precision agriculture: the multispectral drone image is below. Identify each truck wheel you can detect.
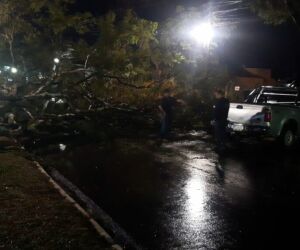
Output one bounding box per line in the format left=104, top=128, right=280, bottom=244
left=281, top=128, right=296, bottom=148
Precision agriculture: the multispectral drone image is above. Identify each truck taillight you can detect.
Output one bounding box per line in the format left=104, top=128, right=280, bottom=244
left=264, top=111, right=272, bottom=122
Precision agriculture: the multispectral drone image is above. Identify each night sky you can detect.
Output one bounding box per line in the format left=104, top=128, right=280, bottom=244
left=77, top=0, right=300, bottom=81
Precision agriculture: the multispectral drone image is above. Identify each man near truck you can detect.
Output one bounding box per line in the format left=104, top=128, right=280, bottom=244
left=213, top=89, right=230, bottom=153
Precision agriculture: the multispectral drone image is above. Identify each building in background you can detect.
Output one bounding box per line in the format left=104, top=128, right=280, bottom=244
left=227, top=67, right=277, bottom=102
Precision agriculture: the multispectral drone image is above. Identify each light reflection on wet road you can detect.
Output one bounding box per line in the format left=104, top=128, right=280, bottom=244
left=38, top=132, right=300, bottom=249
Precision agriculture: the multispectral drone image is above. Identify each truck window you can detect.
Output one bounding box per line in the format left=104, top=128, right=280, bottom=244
left=257, top=94, right=267, bottom=103
left=245, top=89, right=260, bottom=103
left=260, top=93, right=297, bottom=104
left=244, top=87, right=299, bottom=104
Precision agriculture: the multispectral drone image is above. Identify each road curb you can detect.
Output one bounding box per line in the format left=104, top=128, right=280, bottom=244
left=34, top=161, right=123, bottom=250
left=48, top=167, right=142, bottom=250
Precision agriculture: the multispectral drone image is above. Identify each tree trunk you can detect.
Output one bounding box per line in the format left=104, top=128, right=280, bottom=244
left=9, top=40, right=15, bottom=66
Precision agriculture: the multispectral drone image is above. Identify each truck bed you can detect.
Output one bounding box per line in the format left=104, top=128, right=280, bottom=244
left=228, top=103, right=269, bottom=127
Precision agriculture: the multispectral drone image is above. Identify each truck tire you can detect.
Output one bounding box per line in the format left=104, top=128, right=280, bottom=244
left=280, top=127, right=296, bottom=148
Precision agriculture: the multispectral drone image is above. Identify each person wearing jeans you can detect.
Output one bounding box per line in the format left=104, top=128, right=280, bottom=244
left=160, top=111, right=172, bottom=139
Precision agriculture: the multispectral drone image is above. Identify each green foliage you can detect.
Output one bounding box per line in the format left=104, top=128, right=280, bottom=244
left=0, top=2, right=229, bottom=115
left=249, top=0, right=300, bottom=25
left=0, top=0, right=93, bottom=70
left=0, top=0, right=34, bottom=65
left=62, top=10, right=164, bottom=107
left=90, top=10, right=158, bottom=83
left=157, top=7, right=229, bottom=97
left=59, top=7, right=229, bottom=109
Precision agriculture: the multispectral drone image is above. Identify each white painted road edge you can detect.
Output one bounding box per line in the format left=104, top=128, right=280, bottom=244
left=34, top=161, right=122, bottom=250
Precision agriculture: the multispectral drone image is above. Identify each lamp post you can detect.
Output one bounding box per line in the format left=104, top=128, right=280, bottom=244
left=53, top=58, right=60, bottom=75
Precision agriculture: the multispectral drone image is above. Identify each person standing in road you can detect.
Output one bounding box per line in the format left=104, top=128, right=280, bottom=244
left=212, top=89, right=230, bottom=153
left=159, top=89, right=184, bottom=140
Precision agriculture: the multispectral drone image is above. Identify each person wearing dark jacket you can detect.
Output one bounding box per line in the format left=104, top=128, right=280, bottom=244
left=159, top=89, right=184, bottom=139
left=213, top=89, right=230, bottom=152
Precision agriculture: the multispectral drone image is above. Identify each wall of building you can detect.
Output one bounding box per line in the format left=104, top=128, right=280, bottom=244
left=227, top=68, right=276, bottom=102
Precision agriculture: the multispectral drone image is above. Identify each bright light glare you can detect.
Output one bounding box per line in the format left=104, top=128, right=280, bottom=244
left=54, top=58, right=60, bottom=64
left=190, top=22, right=214, bottom=47
left=11, top=67, right=18, bottom=74
left=57, top=99, right=64, bottom=104
left=59, top=144, right=67, bottom=152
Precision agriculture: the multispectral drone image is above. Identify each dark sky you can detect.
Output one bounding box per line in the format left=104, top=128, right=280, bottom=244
left=77, top=0, right=300, bottom=80
left=220, top=18, right=300, bottom=80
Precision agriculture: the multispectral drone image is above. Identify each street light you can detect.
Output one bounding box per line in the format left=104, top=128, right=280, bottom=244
left=53, top=58, right=60, bottom=74
left=11, top=67, right=18, bottom=74
left=189, top=22, right=215, bottom=47
left=54, top=58, right=60, bottom=64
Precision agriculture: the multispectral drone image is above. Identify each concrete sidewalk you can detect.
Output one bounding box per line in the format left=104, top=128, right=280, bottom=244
left=0, top=145, right=114, bottom=249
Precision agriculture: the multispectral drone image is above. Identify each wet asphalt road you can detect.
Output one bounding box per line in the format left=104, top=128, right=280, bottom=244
left=38, top=132, right=300, bottom=249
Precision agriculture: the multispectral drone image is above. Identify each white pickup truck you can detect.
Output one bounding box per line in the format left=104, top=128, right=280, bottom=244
left=228, top=86, right=300, bottom=147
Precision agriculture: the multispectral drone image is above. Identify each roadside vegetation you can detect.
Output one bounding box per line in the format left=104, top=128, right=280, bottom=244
left=0, top=0, right=231, bottom=139
left=0, top=149, right=111, bottom=249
